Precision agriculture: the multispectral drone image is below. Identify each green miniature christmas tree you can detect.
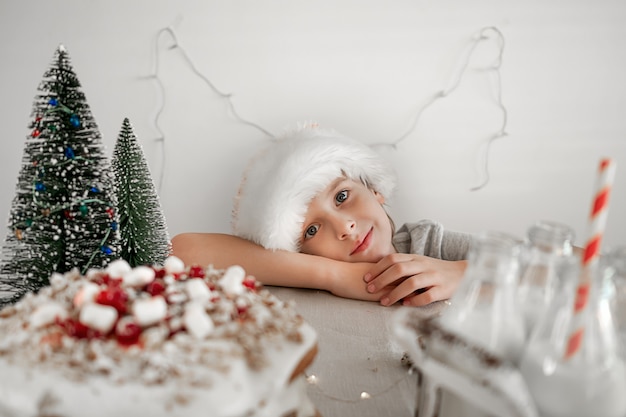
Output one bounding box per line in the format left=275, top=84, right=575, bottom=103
left=112, top=118, right=170, bottom=267
left=0, top=45, right=119, bottom=306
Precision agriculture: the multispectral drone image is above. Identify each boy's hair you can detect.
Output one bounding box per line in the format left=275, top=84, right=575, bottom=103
left=232, top=124, right=397, bottom=252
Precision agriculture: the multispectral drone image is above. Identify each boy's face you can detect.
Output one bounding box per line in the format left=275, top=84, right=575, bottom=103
left=299, top=177, right=396, bottom=263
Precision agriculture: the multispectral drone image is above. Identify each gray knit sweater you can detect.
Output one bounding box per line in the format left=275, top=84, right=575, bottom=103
left=392, top=219, right=472, bottom=261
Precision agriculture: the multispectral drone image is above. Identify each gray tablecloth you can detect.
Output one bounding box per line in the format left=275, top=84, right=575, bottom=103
left=268, top=286, right=447, bottom=417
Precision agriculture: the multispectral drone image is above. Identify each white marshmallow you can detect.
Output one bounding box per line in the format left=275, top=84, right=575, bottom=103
left=73, top=282, right=100, bottom=308
left=123, top=266, right=156, bottom=287
left=185, top=278, right=212, bottom=302
left=184, top=303, right=214, bottom=339
left=219, top=265, right=246, bottom=296
left=79, top=303, right=118, bottom=334
left=133, top=296, right=168, bottom=327
left=106, top=259, right=132, bottom=279
left=30, top=302, right=68, bottom=328
left=164, top=256, right=185, bottom=274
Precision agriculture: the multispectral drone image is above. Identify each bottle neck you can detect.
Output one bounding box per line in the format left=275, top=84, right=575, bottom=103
left=526, top=221, right=574, bottom=256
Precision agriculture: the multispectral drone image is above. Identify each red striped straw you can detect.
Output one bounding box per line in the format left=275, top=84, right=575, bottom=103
left=565, top=158, right=617, bottom=359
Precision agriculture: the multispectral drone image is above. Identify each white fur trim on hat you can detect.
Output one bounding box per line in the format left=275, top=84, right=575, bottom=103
left=232, top=124, right=397, bottom=252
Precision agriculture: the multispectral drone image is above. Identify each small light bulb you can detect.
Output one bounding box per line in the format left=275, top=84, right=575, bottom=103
left=360, top=392, right=371, bottom=399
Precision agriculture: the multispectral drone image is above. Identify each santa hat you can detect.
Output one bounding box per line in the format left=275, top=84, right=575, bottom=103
left=232, top=124, right=397, bottom=252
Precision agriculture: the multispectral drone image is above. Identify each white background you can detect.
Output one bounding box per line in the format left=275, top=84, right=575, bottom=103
left=0, top=0, right=624, bottom=251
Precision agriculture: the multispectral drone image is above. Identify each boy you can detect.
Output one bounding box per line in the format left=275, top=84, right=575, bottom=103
left=171, top=124, right=471, bottom=306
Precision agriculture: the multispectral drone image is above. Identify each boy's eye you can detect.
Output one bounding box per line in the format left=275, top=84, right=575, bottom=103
left=335, top=190, right=348, bottom=205
left=304, top=224, right=319, bottom=240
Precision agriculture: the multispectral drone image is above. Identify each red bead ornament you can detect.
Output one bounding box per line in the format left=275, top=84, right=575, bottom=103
left=31, top=129, right=41, bottom=138
left=105, top=207, right=115, bottom=219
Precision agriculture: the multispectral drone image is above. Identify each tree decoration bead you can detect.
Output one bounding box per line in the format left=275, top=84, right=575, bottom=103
left=69, top=114, right=80, bottom=127
left=48, top=98, right=58, bottom=106
left=100, top=245, right=113, bottom=255
left=64, top=146, right=75, bottom=159
left=31, top=129, right=41, bottom=138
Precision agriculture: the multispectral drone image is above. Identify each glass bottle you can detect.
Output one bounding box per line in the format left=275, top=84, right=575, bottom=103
left=520, top=260, right=626, bottom=417
left=517, top=220, right=575, bottom=339
left=606, top=246, right=626, bottom=354
left=437, top=231, right=525, bottom=363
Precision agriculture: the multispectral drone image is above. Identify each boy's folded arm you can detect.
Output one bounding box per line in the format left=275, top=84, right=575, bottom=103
left=170, top=233, right=382, bottom=301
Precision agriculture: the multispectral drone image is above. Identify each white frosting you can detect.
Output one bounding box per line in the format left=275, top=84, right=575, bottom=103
left=0, top=257, right=317, bottom=417
left=30, top=302, right=68, bottom=329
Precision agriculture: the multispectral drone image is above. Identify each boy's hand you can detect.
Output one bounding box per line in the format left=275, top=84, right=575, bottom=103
left=363, top=254, right=467, bottom=307
left=327, top=261, right=394, bottom=301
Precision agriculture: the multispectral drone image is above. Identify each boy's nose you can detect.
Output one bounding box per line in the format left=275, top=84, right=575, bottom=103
left=336, top=219, right=356, bottom=240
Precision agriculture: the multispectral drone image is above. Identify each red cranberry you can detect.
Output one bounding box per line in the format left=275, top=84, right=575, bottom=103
left=146, top=279, right=166, bottom=296
left=95, top=286, right=129, bottom=314
left=153, top=267, right=166, bottom=279
left=188, top=265, right=205, bottom=278
left=115, top=318, right=142, bottom=346
left=243, top=277, right=257, bottom=291
left=56, top=318, right=102, bottom=339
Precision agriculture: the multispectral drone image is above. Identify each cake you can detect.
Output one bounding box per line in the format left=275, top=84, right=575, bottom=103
left=0, top=257, right=318, bottom=417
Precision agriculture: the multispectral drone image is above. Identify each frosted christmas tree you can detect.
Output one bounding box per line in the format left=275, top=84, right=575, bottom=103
left=112, top=118, right=170, bottom=267
left=0, top=45, right=119, bottom=306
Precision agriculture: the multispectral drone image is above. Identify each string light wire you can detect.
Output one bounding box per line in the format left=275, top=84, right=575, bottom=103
left=305, top=368, right=414, bottom=404
left=147, top=26, right=275, bottom=192
left=146, top=25, right=507, bottom=192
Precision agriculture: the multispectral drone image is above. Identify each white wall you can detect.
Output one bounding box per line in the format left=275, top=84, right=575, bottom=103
left=0, top=0, right=625, bottom=251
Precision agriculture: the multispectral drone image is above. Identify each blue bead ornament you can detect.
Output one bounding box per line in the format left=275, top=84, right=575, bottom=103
left=35, top=182, right=45, bottom=191
left=100, top=246, right=113, bottom=255
left=69, top=114, right=80, bottom=127
left=90, top=186, right=100, bottom=193
left=111, top=221, right=118, bottom=231
left=64, top=146, right=75, bottom=159
left=48, top=98, right=58, bottom=106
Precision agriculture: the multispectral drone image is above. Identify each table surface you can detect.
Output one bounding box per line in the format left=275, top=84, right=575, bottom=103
left=268, top=286, right=445, bottom=417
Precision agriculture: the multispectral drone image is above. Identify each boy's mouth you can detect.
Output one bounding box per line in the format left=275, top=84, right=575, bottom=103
left=350, top=228, right=373, bottom=255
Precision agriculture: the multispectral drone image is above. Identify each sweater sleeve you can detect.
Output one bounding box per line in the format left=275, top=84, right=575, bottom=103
left=392, top=220, right=472, bottom=261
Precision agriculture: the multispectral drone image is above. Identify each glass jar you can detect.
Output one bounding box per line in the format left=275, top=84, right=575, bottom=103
left=520, top=260, right=626, bottom=417
left=606, top=246, right=626, bottom=354
left=517, top=220, right=575, bottom=339
left=438, top=231, right=525, bottom=364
